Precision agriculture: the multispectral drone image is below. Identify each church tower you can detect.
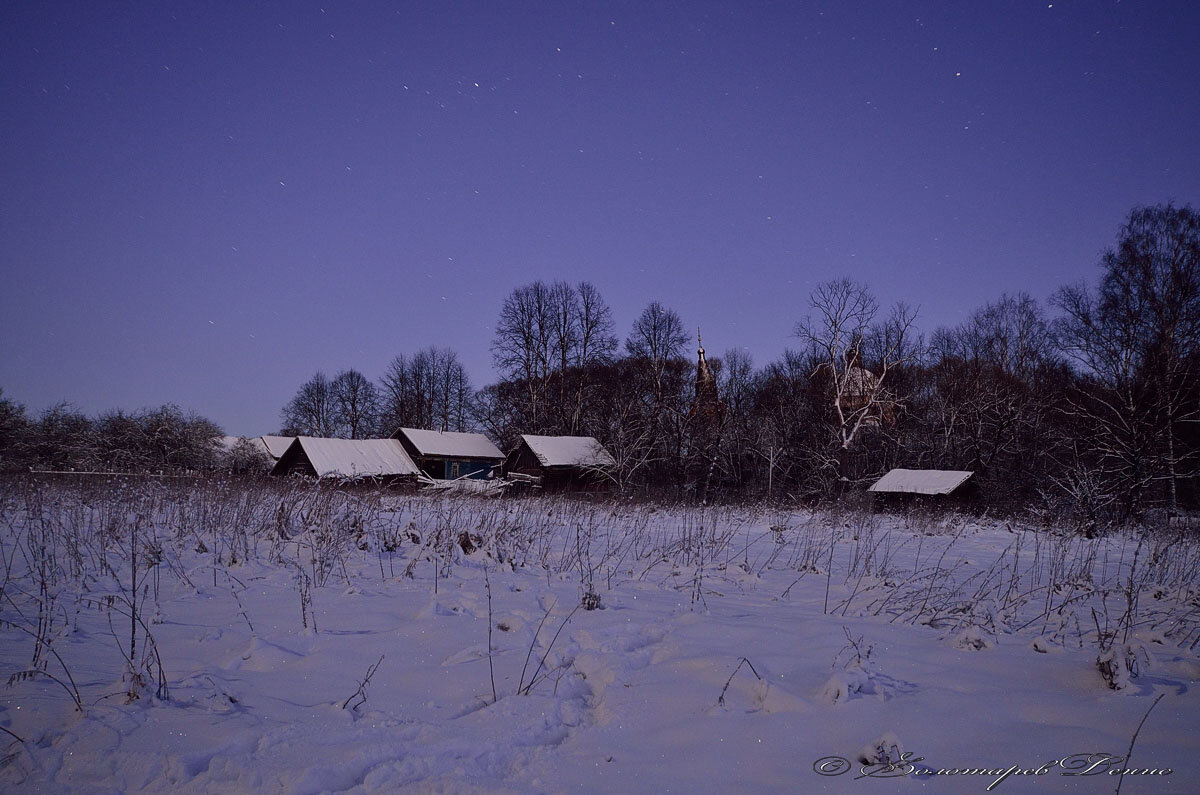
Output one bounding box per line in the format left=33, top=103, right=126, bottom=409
left=689, top=329, right=725, bottom=502
left=693, top=329, right=721, bottom=424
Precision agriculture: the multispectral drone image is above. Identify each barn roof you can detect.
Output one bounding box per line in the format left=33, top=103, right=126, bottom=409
left=261, top=435, right=296, bottom=459
left=274, top=437, right=420, bottom=479
left=519, top=435, right=616, bottom=469
left=868, top=468, right=974, bottom=495
left=395, top=428, right=504, bottom=460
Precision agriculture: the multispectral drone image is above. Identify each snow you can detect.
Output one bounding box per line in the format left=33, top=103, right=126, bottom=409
left=869, top=468, right=974, bottom=495
left=521, top=434, right=616, bottom=469
left=260, top=435, right=296, bottom=460
left=398, top=428, right=504, bottom=460
left=281, top=437, right=420, bottom=479
left=1, top=486, right=1198, bottom=792
left=417, top=473, right=507, bottom=496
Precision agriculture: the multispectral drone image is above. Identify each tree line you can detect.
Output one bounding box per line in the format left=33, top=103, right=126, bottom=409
left=0, top=400, right=230, bottom=474
left=1, top=203, right=1196, bottom=521
left=272, top=203, right=1199, bottom=521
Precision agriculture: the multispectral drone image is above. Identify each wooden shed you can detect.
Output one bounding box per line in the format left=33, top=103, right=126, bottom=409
left=505, top=434, right=616, bottom=490
left=392, top=428, right=505, bottom=481
left=868, top=468, right=976, bottom=510
left=271, top=437, right=420, bottom=484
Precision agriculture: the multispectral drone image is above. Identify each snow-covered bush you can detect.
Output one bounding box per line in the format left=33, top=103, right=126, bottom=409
left=820, top=628, right=881, bottom=704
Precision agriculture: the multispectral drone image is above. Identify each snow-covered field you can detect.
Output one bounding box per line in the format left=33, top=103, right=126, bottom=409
left=1, top=478, right=1197, bottom=793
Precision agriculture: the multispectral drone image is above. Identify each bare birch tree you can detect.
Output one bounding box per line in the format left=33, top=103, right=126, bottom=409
left=1053, top=203, right=1200, bottom=517
left=795, top=279, right=919, bottom=453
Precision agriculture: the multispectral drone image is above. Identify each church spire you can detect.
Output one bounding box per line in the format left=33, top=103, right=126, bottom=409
left=693, top=327, right=719, bottom=419
left=696, top=327, right=713, bottom=384
left=690, top=327, right=724, bottom=503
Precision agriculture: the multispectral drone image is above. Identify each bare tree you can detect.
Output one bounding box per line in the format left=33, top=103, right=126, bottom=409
left=915, top=296, right=1071, bottom=513
left=0, top=388, right=28, bottom=471
left=718, top=347, right=757, bottom=488
left=795, top=279, right=919, bottom=454
left=492, top=282, right=556, bottom=429
left=379, top=347, right=472, bottom=433
left=583, top=360, right=659, bottom=488
left=136, top=405, right=222, bottom=471
left=281, top=371, right=342, bottom=437
left=88, top=404, right=222, bottom=472
left=626, top=301, right=689, bottom=366
left=549, top=281, right=580, bottom=377
left=222, top=437, right=271, bottom=473
left=751, top=350, right=823, bottom=496
left=1053, top=203, right=1200, bottom=516
left=95, top=409, right=149, bottom=471
left=622, top=302, right=692, bottom=486
left=963, top=292, right=1054, bottom=380
left=331, top=369, right=380, bottom=439
left=560, top=282, right=620, bottom=435
left=928, top=294, right=1054, bottom=467
left=576, top=282, right=618, bottom=366
left=625, top=301, right=689, bottom=421
left=27, top=403, right=97, bottom=471
left=492, top=281, right=619, bottom=435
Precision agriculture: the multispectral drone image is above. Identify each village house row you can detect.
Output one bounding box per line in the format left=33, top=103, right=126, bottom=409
left=238, top=336, right=972, bottom=502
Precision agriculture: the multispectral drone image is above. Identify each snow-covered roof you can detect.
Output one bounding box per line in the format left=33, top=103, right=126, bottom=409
left=277, top=437, right=420, bottom=479
left=396, top=428, right=504, bottom=460
left=868, top=469, right=974, bottom=495
left=519, top=435, right=616, bottom=469
left=261, top=435, right=295, bottom=459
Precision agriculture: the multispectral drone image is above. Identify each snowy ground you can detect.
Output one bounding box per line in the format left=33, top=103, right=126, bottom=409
left=1, top=479, right=1197, bottom=793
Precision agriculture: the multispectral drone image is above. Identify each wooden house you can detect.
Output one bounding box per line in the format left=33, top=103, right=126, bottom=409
left=391, top=428, right=505, bottom=481
left=505, top=434, right=616, bottom=490
left=270, top=437, right=420, bottom=485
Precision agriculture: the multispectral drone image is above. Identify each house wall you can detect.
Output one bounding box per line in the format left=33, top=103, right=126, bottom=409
left=419, top=457, right=496, bottom=480
left=441, top=459, right=495, bottom=479
left=505, top=444, right=544, bottom=478
left=504, top=443, right=610, bottom=492
left=871, top=482, right=982, bottom=513
left=271, top=447, right=316, bottom=478
left=395, top=433, right=499, bottom=480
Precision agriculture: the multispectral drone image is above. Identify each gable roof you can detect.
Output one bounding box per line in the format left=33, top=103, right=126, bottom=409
left=868, top=468, right=974, bottom=495
left=261, top=435, right=295, bottom=459
left=519, top=435, right=616, bottom=469
left=395, top=428, right=504, bottom=460
left=274, top=437, right=420, bottom=479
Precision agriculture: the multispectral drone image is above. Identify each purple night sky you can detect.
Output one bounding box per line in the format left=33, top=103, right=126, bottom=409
left=2, top=2, right=1197, bottom=435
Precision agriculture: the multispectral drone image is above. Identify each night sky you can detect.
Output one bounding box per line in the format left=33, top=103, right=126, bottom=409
left=2, top=1, right=1197, bottom=435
